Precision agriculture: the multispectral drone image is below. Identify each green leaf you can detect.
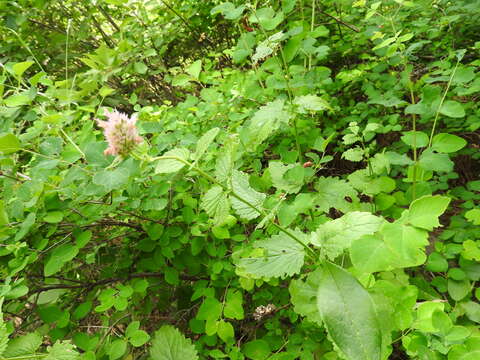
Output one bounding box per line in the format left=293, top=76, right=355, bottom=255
left=197, top=297, right=222, bottom=322
left=155, top=148, right=190, bottom=174
left=243, top=100, right=290, bottom=150
left=0, top=301, right=9, bottom=357
left=223, top=290, right=244, bottom=320
left=186, top=60, right=202, bottom=79
left=312, top=212, right=383, bottom=260
left=201, top=185, right=230, bottom=225
left=408, top=195, right=450, bottom=230
left=107, top=339, right=126, bottom=360
left=194, top=127, right=219, bottom=162
left=440, top=100, right=465, bottom=118
left=45, top=341, right=80, bottom=360
left=129, top=330, right=150, bottom=347
left=210, top=2, right=245, bottom=20
left=217, top=320, right=234, bottom=342
left=418, top=149, right=454, bottom=173
left=231, top=170, right=265, bottom=220
left=150, top=325, right=198, bottom=360
left=0, top=133, right=21, bottom=154
left=293, top=95, right=331, bottom=113
left=400, top=131, right=429, bottom=148
left=237, top=230, right=308, bottom=279
left=3, top=332, right=42, bottom=357
left=269, top=162, right=304, bottom=194
left=316, top=262, right=382, bottom=360
left=432, top=133, right=467, bottom=153
left=92, top=168, right=130, bottom=192
left=134, top=62, right=148, bottom=74
left=242, top=340, right=271, bottom=360
left=314, top=177, right=358, bottom=213
left=465, top=209, right=480, bottom=225
left=289, top=269, right=323, bottom=325
left=43, top=211, right=64, bottom=224
left=12, top=61, right=34, bottom=77
left=44, top=244, right=79, bottom=276
left=4, top=94, right=31, bottom=107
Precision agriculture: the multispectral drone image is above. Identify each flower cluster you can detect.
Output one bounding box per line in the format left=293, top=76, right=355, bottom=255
left=96, top=109, right=143, bottom=157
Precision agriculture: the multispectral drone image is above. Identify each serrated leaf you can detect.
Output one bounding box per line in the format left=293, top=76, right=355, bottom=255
left=150, top=325, right=198, bottom=360
left=269, top=162, right=304, bottom=194
left=237, top=230, right=308, bottom=279
left=45, top=341, right=80, bottom=360
left=155, top=148, right=190, bottom=174
left=317, top=262, right=382, bottom=360
left=201, top=185, right=230, bottom=225
left=312, top=212, right=383, bottom=260
left=215, top=136, right=238, bottom=183
left=231, top=170, right=265, bottom=220
left=289, top=269, right=323, bottom=325
left=3, top=332, right=43, bottom=357
left=314, top=177, right=358, bottom=213
left=408, top=195, right=450, bottom=230
left=194, top=127, right=219, bottom=162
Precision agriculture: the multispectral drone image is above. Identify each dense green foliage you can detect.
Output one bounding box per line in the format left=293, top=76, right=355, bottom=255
left=1, top=0, right=480, bottom=359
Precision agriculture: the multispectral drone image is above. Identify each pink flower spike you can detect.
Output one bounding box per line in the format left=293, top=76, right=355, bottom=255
left=96, top=109, right=143, bottom=157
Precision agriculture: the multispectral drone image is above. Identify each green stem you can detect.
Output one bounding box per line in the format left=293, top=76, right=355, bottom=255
left=428, top=59, right=460, bottom=147
left=153, top=156, right=316, bottom=258
left=408, top=83, right=418, bottom=199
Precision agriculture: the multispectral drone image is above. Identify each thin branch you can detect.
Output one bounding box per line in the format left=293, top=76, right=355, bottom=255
left=319, top=9, right=359, bottom=33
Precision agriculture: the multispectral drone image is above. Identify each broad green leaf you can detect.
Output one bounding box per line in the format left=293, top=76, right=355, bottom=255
left=312, top=212, right=383, bottom=260
left=92, top=168, right=129, bottom=192
left=106, top=339, right=126, bottom=360
left=217, top=320, right=234, bottom=342
left=269, top=162, right=304, bottom=194
left=242, top=339, right=271, bottom=360
left=194, top=127, right=219, bottom=162
left=201, top=185, right=230, bottom=225
left=45, top=341, right=79, bottom=360
left=414, top=302, right=444, bottom=332
left=43, top=211, right=64, bottom=223
left=3, top=332, right=42, bottom=357
left=0, top=133, right=21, bottom=154
left=431, top=133, right=467, bottom=153
left=448, top=279, right=470, bottom=301
left=243, top=100, right=290, bottom=150
left=282, top=0, right=296, bottom=13
left=237, top=230, right=308, bottom=279
left=129, top=330, right=150, bottom=347
left=44, top=244, right=79, bottom=276
left=210, top=2, right=245, bottom=20
left=231, top=170, right=265, bottom=220
left=223, top=290, right=244, bottom=320
left=150, top=325, right=198, bottom=360
left=289, top=269, right=323, bottom=325
left=250, top=7, right=284, bottom=30
left=15, top=212, right=36, bottom=241
left=314, top=177, right=358, bottom=213
left=293, top=95, right=331, bottom=113
left=418, top=149, right=454, bottom=173
left=186, top=60, right=202, bottom=79
left=317, top=262, right=382, bottom=360
left=4, top=94, right=31, bottom=107
left=440, top=100, right=465, bottom=118
left=134, top=62, right=148, bottom=74
left=408, top=195, right=450, bottom=230
left=351, top=218, right=430, bottom=273
left=12, top=61, right=34, bottom=77
left=215, top=135, right=238, bottom=183
left=400, top=131, right=429, bottom=148
left=155, top=148, right=190, bottom=174
left=0, top=201, right=8, bottom=226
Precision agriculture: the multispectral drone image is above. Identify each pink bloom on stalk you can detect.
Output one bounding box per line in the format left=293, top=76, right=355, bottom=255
left=96, top=109, right=143, bottom=157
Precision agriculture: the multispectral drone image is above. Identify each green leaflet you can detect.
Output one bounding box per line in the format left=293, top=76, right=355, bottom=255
left=0, top=300, right=8, bottom=357
left=269, top=161, right=304, bottom=194
left=317, top=262, right=383, bottom=360
left=2, top=332, right=42, bottom=358
left=231, top=170, right=265, bottom=220
left=149, top=325, right=198, bottom=360
left=44, top=341, right=80, bottom=360
left=236, top=230, right=308, bottom=279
